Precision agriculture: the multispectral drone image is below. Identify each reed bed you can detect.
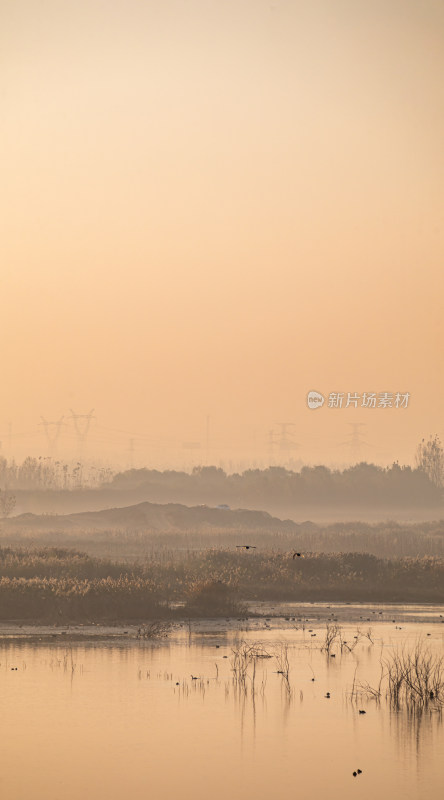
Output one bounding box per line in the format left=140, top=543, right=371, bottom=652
left=1, top=545, right=444, bottom=620
left=385, top=642, right=444, bottom=707
left=351, top=639, right=444, bottom=709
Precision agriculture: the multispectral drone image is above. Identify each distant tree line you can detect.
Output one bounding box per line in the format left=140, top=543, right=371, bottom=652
left=108, top=459, right=443, bottom=508
left=2, top=435, right=443, bottom=510
left=0, top=456, right=113, bottom=491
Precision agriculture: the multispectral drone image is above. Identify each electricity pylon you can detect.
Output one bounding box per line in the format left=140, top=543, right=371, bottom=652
left=69, top=409, right=95, bottom=457
left=267, top=429, right=278, bottom=464
left=128, top=438, right=135, bottom=469
left=275, top=422, right=299, bottom=452
left=339, top=422, right=370, bottom=463
left=40, top=417, right=65, bottom=457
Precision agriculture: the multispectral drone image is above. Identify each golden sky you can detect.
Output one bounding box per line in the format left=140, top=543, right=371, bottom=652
left=1, top=0, right=443, bottom=468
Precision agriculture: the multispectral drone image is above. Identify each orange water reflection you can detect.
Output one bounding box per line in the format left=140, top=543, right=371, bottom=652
left=0, top=624, right=443, bottom=800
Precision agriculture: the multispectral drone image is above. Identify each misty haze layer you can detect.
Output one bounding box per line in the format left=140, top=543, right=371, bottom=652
left=1, top=0, right=443, bottom=466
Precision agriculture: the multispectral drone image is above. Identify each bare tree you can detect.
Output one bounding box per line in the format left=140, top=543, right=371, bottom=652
left=0, top=489, right=16, bottom=518
left=415, top=434, right=444, bottom=488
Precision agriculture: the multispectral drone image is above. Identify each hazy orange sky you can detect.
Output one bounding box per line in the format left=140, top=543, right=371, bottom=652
left=1, top=0, right=443, bottom=469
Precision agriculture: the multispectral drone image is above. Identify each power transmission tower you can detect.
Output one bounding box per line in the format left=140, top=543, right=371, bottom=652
left=69, top=409, right=95, bottom=457
left=275, top=422, right=299, bottom=454
left=267, top=429, right=278, bottom=465
left=0, top=422, right=14, bottom=458
left=205, top=415, right=210, bottom=466
left=128, top=438, right=135, bottom=469
left=40, top=416, right=65, bottom=457
left=339, top=422, right=370, bottom=463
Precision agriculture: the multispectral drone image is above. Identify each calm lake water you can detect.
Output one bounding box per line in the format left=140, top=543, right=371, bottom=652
left=1, top=607, right=444, bottom=800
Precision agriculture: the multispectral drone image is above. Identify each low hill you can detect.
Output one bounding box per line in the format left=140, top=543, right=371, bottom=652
left=2, top=501, right=300, bottom=534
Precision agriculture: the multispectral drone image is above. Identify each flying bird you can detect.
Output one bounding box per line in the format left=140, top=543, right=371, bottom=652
left=236, top=545, right=257, bottom=550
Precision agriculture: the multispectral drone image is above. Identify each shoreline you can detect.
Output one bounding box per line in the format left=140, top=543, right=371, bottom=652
left=1, top=600, right=444, bottom=642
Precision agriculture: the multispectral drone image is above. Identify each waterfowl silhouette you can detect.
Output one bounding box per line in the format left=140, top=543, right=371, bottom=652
left=236, top=545, right=257, bottom=550
left=292, top=552, right=303, bottom=559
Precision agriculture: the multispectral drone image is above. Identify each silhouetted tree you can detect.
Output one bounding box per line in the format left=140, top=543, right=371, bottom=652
left=0, top=489, right=16, bottom=518
left=415, top=435, right=444, bottom=488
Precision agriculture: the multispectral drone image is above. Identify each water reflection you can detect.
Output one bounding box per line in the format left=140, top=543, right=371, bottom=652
left=0, top=624, right=443, bottom=799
